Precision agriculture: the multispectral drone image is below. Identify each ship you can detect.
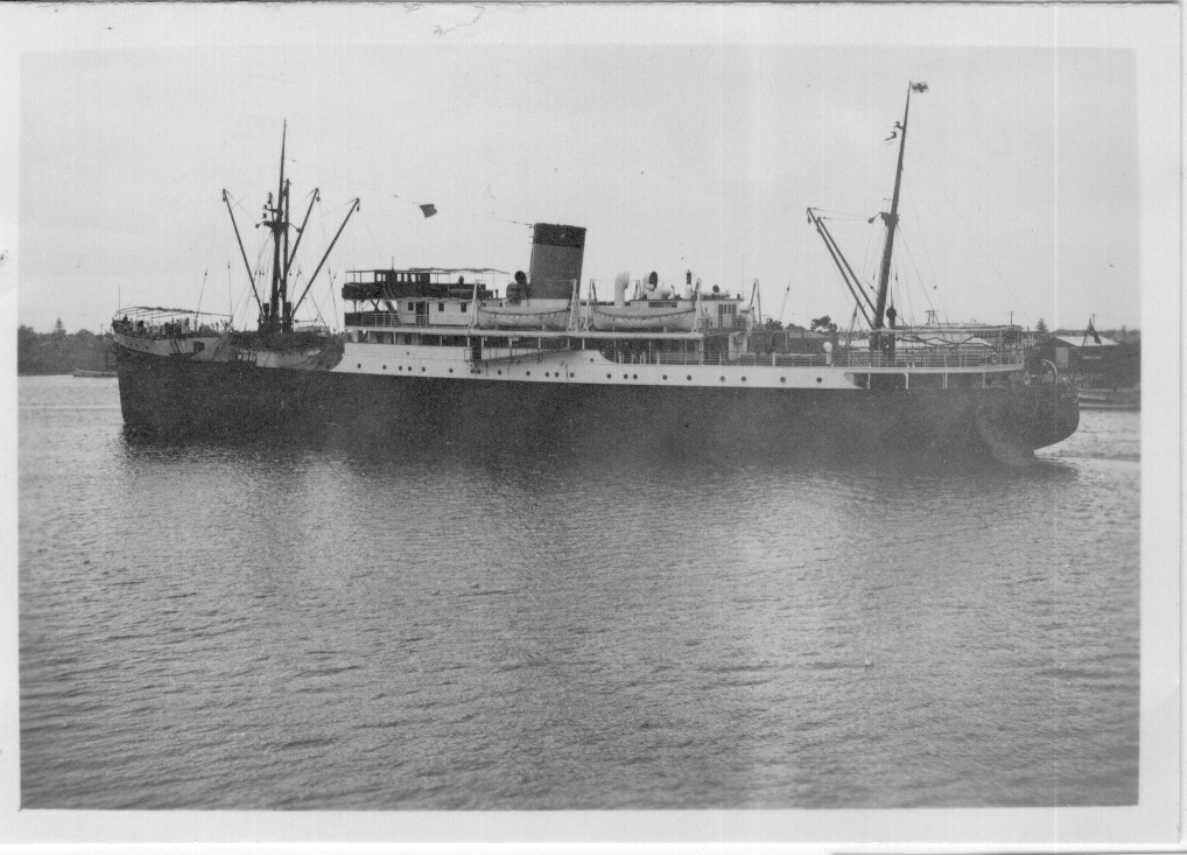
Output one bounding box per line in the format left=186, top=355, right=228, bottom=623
left=112, top=84, right=1079, bottom=460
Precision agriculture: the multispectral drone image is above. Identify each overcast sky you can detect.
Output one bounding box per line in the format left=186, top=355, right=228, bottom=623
left=10, top=5, right=1174, bottom=334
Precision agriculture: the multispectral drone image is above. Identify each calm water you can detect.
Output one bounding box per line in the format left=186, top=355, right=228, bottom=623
left=19, top=375, right=1139, bottom=809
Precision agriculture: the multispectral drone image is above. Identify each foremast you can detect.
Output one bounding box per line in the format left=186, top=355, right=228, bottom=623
left=223, top=122, right=360, bottom=336
left=262, top=122, right=290, bottom=334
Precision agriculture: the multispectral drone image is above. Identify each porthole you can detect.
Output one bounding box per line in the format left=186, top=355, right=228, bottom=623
left=357, top=363, right=362, bottom=369
left=720, top=376, right=726, bottom=382
left=589, top=358, right=595, bottom=363
left=741, top=376, right=746, bottom=382
left=632, top=374, right=638, bottom=380
left=544, top=372, right=549, bottom=377
left=623, top=374, right=629, bottom=380
left=780, top=377, right=786, bottom=383
left=421, top=367, right=426, bottom=372
left=606, top=373, right=611, bottom=379
left=382, top=365, right=387, bottom=370
left=526, top=371, right=532, bottom=376
left=662, top=375, right=668, bottom=380
left=569, top=373, right=574, bottom=378
left=816, top=377, right=823, bottom=384
left=687, top=375, right=692, bottom=381
left=448, top=368, right=453, bottom=374
left=497, top=370, right=502, bottom=376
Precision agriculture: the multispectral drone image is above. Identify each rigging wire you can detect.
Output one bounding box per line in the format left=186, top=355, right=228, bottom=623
left=895, top=227, right=946, bottom=325
left=812, top=208, right=869, bottom=222
left=195, top=269, right=209, bottom=317
left=891, top=234, right=921, bottom=324
left=902, top=205, right=949, bottom=315
left=307, top=292, right=329, bottom=330
left=317, top=200, right=356, bottom=327
left=328, top=269, right=340, bottom=333
left=891, top=263, right=916, bottom=328
left=859, top=224, right=878, bottom=301
left=231, top=185, right=309, bottom=326
left=290, top=269, right=305, bottom=320
left=223, top=190, right=257, bottom=221
left=283, top=197, right=356, bottom=330
left=231, top=278, right=255, bottom=329
left=910, top=183, right=1021, bottom=321
left=845, top=303, right=860, bottom=346
left=901, top=208, right=947, bottom=316
left=194, top=213, right=219, bottom=306
left=241, top=223, right=271, bottom=327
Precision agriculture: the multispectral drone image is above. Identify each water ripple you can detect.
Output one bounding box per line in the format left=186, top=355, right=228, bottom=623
left=19, top=377, right=1140, bottom=809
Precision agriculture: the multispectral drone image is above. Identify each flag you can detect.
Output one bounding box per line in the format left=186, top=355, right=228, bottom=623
left=419, top=203, right=438, bottom=218
left=910, top=81, right=929, bottom=93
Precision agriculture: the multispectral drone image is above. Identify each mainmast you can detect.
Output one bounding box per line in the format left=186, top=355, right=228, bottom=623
left=873, top=81, right=928, bottom=338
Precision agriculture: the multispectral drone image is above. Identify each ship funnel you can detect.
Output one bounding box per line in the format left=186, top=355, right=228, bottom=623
left=529, top=223, right=586, bottom=300
left=613, top=272, right=630, bottom=307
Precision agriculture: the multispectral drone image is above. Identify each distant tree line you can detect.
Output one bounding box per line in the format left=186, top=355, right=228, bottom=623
left=18, top=321, right=113, bottom=374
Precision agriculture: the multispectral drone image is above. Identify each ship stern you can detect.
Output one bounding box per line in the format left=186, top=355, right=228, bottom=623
left=974, top=379, right=1080, bottom=460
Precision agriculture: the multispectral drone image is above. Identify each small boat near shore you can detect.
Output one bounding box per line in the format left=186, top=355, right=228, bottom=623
left=1077, top=387, right=1140, bottom=411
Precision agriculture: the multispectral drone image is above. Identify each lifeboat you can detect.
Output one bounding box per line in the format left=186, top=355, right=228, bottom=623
left=590, top=303, right=698, bottom=331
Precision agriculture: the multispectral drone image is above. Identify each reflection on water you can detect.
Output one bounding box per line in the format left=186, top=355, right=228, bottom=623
left=20, top=376, right=1138, bottom=808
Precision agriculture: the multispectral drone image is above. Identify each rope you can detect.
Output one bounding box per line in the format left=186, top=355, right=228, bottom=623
left=328, top=269, right=340, bottom=332
left=902, top=189, right=1017, bottom=323
left=895, top=227, right=943, bottom=324
left=315, top=201, right=357, bottom=322
left=223, top=190, right=256, bottom=221
left=307, top=291, right=328, bottom=329
left=812, top=208, right=869, bottom=222
left=845, top=303, right=860, bottom=346
left=231, top=278, right=255, bottom=329
left=860, top=224, right=878, bottom=300
left=195, top=269, right=209, bottom=316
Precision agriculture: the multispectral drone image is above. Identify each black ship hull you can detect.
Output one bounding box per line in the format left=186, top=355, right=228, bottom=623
left=115, top=347, right=1078, bottom=462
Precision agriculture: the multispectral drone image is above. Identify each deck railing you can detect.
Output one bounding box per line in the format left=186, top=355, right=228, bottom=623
left=835, top=347, right=1025, bottom=369
left=344, top=311, right=402, bottom=328
left=336, top=313, right=1026, bottom=371
left=621, top=346, right=1025, bottom=369
left=112, top=320, right=229, bottom=339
